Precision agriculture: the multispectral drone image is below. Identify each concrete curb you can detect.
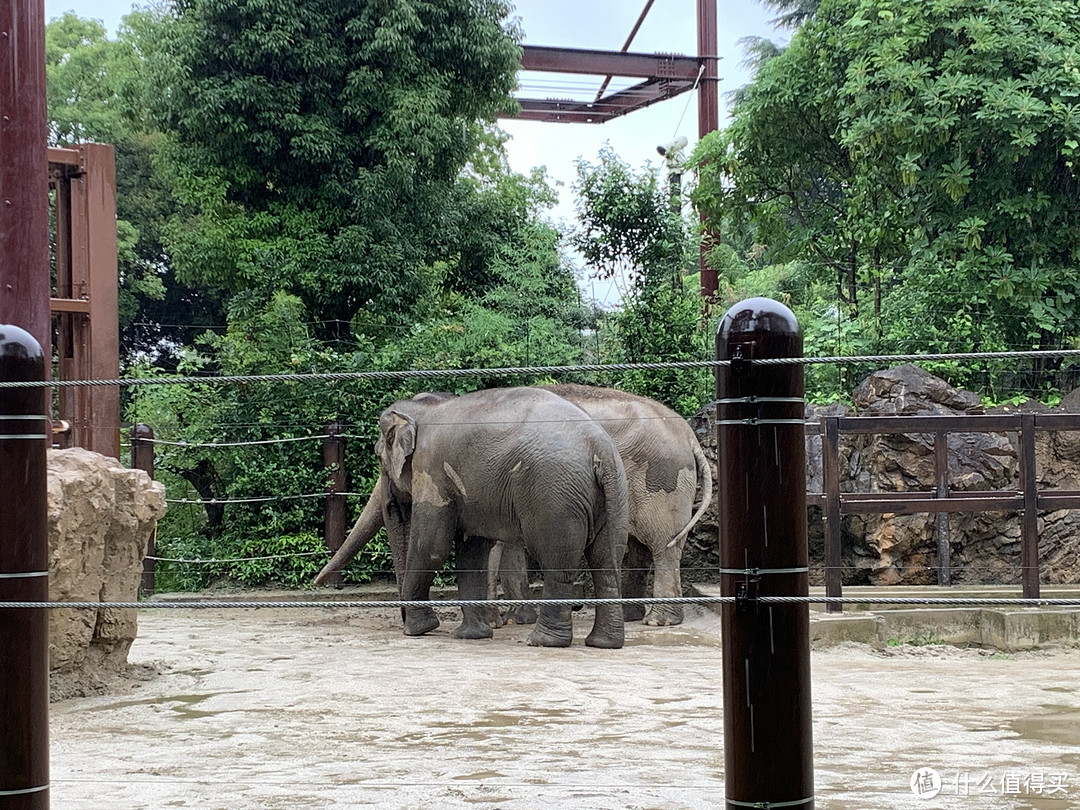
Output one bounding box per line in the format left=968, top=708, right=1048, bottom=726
left=690, top=584, right=1080, bottom=651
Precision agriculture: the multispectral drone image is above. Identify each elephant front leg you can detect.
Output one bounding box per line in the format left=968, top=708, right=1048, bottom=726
left=399, top=515, right=451, bottom=637
left=453, top=537, right=494, bottom=640
left=526, top=567, right=575, bottom=648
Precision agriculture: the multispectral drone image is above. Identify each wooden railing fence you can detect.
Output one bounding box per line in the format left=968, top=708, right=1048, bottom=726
left=812, top=412, right=1080, bottom=611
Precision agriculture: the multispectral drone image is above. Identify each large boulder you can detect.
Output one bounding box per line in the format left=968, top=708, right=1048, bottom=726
left=685, top=365, right=1080, bottom=587
left=47, top=448, right=166, bottom=698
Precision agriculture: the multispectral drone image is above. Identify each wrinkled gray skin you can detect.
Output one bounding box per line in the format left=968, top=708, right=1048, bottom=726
left=491, top=384, right=713, bottom=627
left=316, top=387, right=629, bottom=648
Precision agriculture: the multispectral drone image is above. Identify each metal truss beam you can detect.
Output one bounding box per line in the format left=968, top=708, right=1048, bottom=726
left=512, top=46, right=705, bottom=125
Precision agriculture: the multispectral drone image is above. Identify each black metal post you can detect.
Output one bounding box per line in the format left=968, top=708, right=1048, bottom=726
left=132, top=424, right=156, bottom=595
left=323, top=422, right=346, bottom=588
left=717, top=298, right=814, bottom=809
left=0, top=325, right=50, bottom=810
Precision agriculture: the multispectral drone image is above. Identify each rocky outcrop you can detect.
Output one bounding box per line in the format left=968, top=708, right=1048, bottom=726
left=686, top=365, right=1080, bottom=587
left=48, top=448, right=166, bottom=697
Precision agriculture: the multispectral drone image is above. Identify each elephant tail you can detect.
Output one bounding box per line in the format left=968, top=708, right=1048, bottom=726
left=313, top=477, right=386, bottom=586
left=666, top=439, right=714, bottom=549
left=594, top=450, right=630, bottom=553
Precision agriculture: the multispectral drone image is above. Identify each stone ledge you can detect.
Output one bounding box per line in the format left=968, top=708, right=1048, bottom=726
left=689, top=583, right=1080, bottom=651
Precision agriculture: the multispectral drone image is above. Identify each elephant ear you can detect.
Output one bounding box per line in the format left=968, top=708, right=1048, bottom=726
left=383, top=411, right=417, bottom=483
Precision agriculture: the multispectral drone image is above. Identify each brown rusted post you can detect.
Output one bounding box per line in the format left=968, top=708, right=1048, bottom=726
left=323, top=422, right=346, bottom=588
left=0, top=326, right=50, bottom=810
left=0, top=0, right=50, bottom=352
left=696, top=0, right=719, bottom=298
left=934, top=430, right=951, bottom=586
left=51, top=144, right=120, bottom=460
left=132, top=425, right=156, bottom=595
left=822, top=416, right=842, bottom=613
left=717, top=298, right=814, bottom=810
left=1019, top=413, right=1039, bottom=599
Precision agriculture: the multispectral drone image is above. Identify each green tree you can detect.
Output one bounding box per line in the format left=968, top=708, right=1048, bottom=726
left=45, top=11, right=227, bottom=365
left=693, top=0, right=1080, bottom=397
left=572, top=147, right=708, bottom=413
left=142, top=0, right=522, bottom=338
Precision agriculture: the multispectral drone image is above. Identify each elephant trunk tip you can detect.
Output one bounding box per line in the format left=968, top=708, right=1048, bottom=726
left=313, top=567, right=340, bottom=586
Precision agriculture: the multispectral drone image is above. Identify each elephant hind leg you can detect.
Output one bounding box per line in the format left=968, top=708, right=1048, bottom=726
left=526, top=566, right=574, bottom=648
left=644, top=538, right=685, bottom=627
left=583, top=538, right=624, bottom=650
left=621, top=538, right=651, bottom=623
left=453, top=537, right=494, bottom=640
left=499, top=542, right=537, bottom=626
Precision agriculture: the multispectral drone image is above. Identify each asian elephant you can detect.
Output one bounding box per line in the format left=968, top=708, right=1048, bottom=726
left=317, top=386, right=629, bottom=649
left=493, top=384, right=713, bottom=627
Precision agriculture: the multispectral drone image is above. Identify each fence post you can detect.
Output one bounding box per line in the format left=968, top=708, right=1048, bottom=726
left=1019, top=413, right=1039, bottom=599
left=822, top=416, right=842, bottom=613
left=132, top=425, right=156, bottom=595
left=0, top=325, right=50, bottom=810
left=716, top=298, right=814, bottom=809
left=323, top=422, right=346, bottom=588
left=934, top=430, right=951, bottom=586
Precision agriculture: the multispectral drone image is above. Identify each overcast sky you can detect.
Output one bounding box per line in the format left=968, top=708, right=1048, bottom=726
left=43, top=0, right=784, bottom=306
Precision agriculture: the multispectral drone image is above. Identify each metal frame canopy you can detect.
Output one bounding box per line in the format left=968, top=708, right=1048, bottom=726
left=513, top=45, right=704, bottom=124
left=502, top=0, right=721, bottom=295
left=505, top=0, right=719, bottom=130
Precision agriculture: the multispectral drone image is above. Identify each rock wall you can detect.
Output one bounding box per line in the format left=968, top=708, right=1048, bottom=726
left=47, top=448, right=166, bottom=697
left=686, top=365, right=1080, bottom=587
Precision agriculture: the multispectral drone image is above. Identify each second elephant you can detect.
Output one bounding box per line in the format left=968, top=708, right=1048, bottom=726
left=494, top=384, right=713, bottom=627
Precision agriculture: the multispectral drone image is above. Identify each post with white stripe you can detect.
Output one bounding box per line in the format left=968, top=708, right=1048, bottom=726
left=716, top=298, right=813, bottom=809
left=0, top=326, right=50, bottom=809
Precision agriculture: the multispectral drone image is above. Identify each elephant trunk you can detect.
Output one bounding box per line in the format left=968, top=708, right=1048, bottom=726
left=314, top=478, right=387, bottom=585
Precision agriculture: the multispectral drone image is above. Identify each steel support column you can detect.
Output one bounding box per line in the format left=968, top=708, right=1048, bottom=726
left=0, top=0, right=49, bottom=350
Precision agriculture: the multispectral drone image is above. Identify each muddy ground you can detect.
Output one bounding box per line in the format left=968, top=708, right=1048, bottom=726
left=49, top=602, right=1080, bottom=809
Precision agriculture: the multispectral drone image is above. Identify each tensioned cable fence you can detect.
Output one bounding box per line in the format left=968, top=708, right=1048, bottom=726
left=5, top=348, right=1080, bottom=388
left=11, top=346, right=1080, bottom=607
left=5, top=596, right=1080, bottom=610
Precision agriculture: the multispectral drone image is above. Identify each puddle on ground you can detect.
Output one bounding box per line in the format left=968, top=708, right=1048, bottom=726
left=429, top=707, right=577, bottom=730
left=80, top=692, right=245, bottom=721
left=1009, top=705, right=1080, bottom=745
left=452, top=770, right=507, bottom=781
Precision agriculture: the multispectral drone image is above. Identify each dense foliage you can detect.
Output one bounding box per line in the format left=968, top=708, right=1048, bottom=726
left=693, top=0, right=1080, bottom=399
left=49, top=0, right=1080, bottom=590
left=142, top=0, right=522, bottom=341
left=49, top=1, right=603, bottom=589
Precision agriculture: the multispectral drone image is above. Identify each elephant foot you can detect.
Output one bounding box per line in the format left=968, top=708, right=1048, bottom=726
left=451, top=622, right=494, bottom=639
left=526, top=626, right=572, bottom=647
left=644, top=606, right=684, bottom=627
left=585, top=627, right=625, bottom=649
left=483, top=606, right=505, bottom=629
left=403, top=606, right=440, bottom=636
left=622, top=604, right=646, bottom=623
left=503, top=605, right=538, bottom=625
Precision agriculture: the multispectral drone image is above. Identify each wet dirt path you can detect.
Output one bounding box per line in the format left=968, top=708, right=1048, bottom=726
left=49, top=605, right=1080, bottom=809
